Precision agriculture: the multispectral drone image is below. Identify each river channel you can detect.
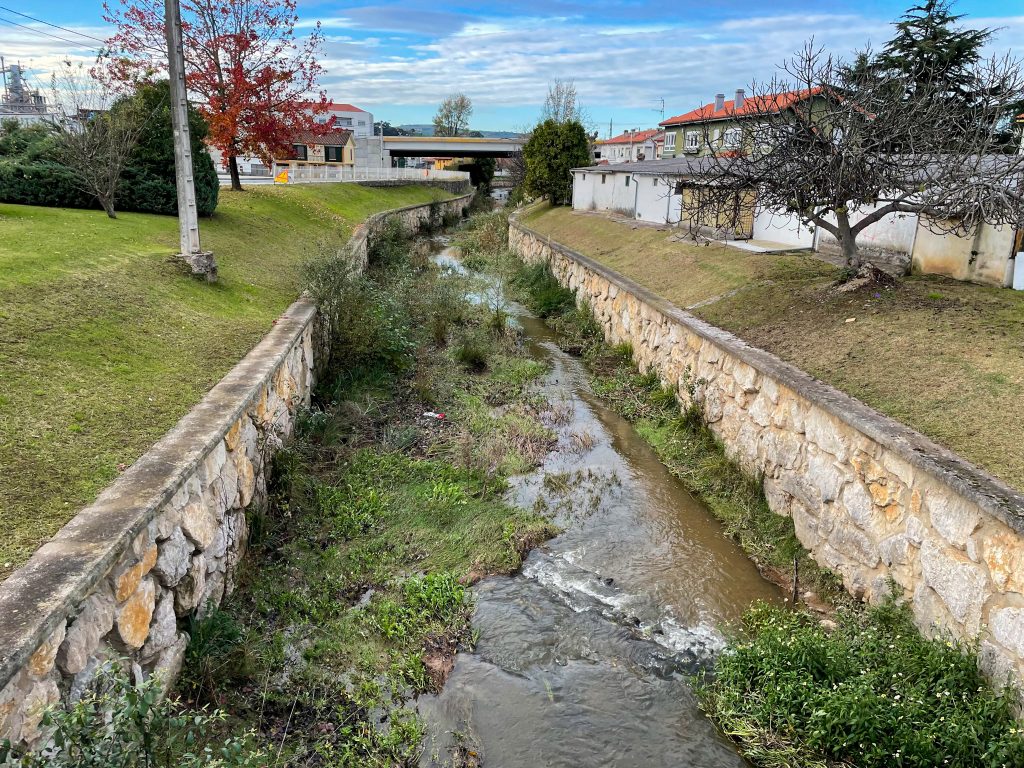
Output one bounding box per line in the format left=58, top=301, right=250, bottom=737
left=419, top=246, right=782, bottom=767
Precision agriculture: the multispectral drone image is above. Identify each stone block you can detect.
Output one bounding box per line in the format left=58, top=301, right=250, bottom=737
left=141, top=592, right=177, bottom=661
left=990, top=607, right=1024, bottom=658
left=175, top=554, right=207, bottom=616
left=806, top=449, right=846, bottom=504
left=829, top=523, right=880, bottom=568
left=27, top=621, right=66, bottom=679
left=58, top=589, right=116, bottom=675
left=879, top=534, right=913, bottom=567
left=236, top=452, right=256, bottom=507
left=919, top=539, right=988, bottom=634
left=153, top=526, right=193, bottom=588
left=114, top=544, right=158, bottom=602
left=983, top=529, right=1024, bottom=593
left=927, top=493, right=981, bottom=550
left=180, top=499, right=218, bottom=549
left=117, top=577, right=157, bottom=650
left=19, top=680, right=59, bottom=744
left=804, top=409, right=848, bottom=462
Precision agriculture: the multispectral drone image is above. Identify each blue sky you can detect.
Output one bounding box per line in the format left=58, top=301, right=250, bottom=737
left=3, top=0, right=1023, bottom=132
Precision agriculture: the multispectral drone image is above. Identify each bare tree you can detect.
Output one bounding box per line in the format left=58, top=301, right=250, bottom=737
left=670, top=43, right=1024, bottom=270
left=541, top=79, right=588, bottom=125
left=432, top=93, right=473, bottom=137
left=51, top=60, right=144, bottom=219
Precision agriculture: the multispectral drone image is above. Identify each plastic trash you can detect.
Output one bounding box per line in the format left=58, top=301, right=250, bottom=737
left=422, top=411, right=446, bottom=420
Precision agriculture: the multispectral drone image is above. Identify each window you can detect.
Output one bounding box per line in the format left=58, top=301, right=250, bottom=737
left=663, top=131, right=676, bottom=152
left=723, top=127, right=741, bottom=148
left=673, top=181, right=685, bottom=195
left=292, top=144, right=307, bottom=160
left=582, top=173, right=586, bottom=180
left=325, top=145, right=344, bottom=162
left=712, top=128, right=722, bottom=144
left=685, top=130, right=699, bottom=152
left=652, top=178, right=657, bottom=186
left=601, top=175, right=607, bottom=184
left=625, top=175, right=630, bottom=186
left=338, top=117, right=353, bottom=126
left=357, top=120, right=366, bottom=126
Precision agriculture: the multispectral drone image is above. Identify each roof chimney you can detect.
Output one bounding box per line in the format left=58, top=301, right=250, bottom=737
left=714, top=93, right=725, bottom=111
left=735, top=89, right=745, bottom=109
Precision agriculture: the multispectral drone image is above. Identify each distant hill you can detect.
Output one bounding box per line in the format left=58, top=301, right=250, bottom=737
left=398, top=124, right=522, bottom=139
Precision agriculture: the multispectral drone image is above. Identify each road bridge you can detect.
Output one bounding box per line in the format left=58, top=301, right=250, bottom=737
left=383, top=136, right=523, bottom=158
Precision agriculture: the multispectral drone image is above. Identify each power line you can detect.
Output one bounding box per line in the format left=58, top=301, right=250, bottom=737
left=0, top=15, right=99, bottom=49
left=0, top=5, right=107, bottom=45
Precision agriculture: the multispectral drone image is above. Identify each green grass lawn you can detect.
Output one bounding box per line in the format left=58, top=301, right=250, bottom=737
left=0, top=183, right=454, bottom=577
left=522, top=204, right=1024, bottom=493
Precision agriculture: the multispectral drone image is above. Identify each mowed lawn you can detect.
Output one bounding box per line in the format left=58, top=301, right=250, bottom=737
left=0, top=183, right=454, bottom=576
left=523, top=205, right=1024, bottom=492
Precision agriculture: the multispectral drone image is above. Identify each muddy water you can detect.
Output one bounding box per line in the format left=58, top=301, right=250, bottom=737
left=420, top=249, right=781, bottom=767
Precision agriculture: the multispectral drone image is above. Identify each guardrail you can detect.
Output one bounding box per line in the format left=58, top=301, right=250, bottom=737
left=271, top=165, right=471, bottom=184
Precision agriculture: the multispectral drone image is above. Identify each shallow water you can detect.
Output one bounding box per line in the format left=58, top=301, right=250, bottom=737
left=419, top=248, right=782, bottom=767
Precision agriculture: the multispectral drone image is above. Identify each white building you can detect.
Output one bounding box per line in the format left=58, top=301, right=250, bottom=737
left=570, top=159, right=1021, bottom=288
left=309, top=101, right=374, bottom=139
left=593, top=128, right=663, bottom=164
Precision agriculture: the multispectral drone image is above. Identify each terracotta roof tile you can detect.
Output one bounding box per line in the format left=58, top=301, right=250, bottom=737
left=660, top=88, right=822, bottom=127
left=598, top=128, right=663, bottom=145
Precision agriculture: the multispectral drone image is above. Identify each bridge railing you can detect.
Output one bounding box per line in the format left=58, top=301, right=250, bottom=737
left=272, top=164, right=471, bottom=184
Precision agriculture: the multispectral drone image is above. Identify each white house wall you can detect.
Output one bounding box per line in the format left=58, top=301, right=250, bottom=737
left=753, top=207, right=815, bottom=248
left=634, top=176, right=673, bottom=224
left=818, top=203, right=919, bottom=255
left=912, top=221, right=1015, bottom=286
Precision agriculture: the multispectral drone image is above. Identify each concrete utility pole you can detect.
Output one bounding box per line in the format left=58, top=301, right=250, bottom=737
left=164, top=0, right=216, bottom=279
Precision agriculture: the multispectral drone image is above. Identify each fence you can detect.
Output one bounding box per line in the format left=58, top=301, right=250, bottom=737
left=272, top=165, right=471, bottom=184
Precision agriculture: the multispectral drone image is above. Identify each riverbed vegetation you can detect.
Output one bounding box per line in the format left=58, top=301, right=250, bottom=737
left=700, top=600, right=1024, bottom=768
left=0, top=183, right=455, bottom=577
left=521, top=204, right=1024, bottom=494
left=176, top=217, right=556, bottom=765
left=458, top=210, right=844, bottom=606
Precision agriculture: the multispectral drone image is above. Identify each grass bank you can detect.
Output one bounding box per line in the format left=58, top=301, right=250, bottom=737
left=0, top=183, right=454, bottom=577
left=521, top=204, right=1024, bottom=492
left=178, top=222, right=556, bottom=765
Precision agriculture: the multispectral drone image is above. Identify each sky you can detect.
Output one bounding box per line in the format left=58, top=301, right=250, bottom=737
left=2, top=0, right=1023, bottom=133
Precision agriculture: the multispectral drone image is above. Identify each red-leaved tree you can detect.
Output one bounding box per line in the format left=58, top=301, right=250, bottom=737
left=102, top=0, right=326, bottom=190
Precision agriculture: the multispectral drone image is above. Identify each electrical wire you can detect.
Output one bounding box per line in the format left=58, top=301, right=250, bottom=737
left=0, top=15, right=99, bottom=49
left=0, top=5, right=108, bottom=45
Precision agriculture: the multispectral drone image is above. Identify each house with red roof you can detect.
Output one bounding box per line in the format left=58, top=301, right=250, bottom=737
left=303, top=101, right=375, bottom=139
left=660, top=88, right=821, bottom=158
left=594, top=128, right=664, bottom=164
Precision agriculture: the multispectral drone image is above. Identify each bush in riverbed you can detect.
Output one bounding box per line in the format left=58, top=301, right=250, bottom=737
left=701, top=600, right=1024, bottom=768
left=0, top=666, right=263, bottom=767
left=513, top=262, right=575, bottom=318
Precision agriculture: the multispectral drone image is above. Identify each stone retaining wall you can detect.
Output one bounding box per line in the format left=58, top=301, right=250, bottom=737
left=510, top=215, right=1024, bottom=690
left=0, top=192, right=472, bottom=750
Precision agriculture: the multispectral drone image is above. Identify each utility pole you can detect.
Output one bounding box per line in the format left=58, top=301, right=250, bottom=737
left=164, top=0, right=216, bottom=280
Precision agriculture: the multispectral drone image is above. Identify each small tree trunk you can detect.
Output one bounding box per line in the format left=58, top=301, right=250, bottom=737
left=835, top=210, right=861, bottom=270
left=99, top=195, right=117, bottom=219
left=228, top=154, right=242, bottom=192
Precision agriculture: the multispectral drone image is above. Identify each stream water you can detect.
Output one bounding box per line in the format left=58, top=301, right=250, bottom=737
left=419, top=247, right=782, bottom=767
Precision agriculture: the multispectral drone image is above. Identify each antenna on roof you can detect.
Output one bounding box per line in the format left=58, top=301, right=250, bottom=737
left=652, top=97, right=664, bottom=121
left=608, top=117, right=613, bottom=139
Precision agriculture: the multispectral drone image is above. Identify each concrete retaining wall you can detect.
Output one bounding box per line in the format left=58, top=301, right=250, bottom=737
left=0, top=193, right=472, bottom=750
left=510, top=215, right=1024, bottom=690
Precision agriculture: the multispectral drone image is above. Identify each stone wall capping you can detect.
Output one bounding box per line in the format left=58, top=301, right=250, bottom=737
left=511, top=215, right=1024, bottom=535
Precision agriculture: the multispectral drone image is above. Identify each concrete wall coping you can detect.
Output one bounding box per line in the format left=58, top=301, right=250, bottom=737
left=0, top=190, right=474, bottom=694
left=510, top=214, right=1024, bottom=534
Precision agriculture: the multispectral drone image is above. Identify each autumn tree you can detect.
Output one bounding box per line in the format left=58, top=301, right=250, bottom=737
left=102, top=0, right=325, bottom=191
left=432, top=93, right=473, bottom=137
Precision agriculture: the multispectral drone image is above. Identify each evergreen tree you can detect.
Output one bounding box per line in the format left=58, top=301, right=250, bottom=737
left=523, top=120, right=591, bottom=206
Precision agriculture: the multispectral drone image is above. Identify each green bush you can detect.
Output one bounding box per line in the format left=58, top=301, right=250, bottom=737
left=0, top=81, right=218, bottom=216
left=513, top=262, right=575, bottom=318
left=367, top=216, right=410, bottom=269
left=702, top=601, right=1024, bottom=768
left=0, top=665, right=263, bottom=767
left=453, top=330, right=490, bottom=371
left=303, top=248, right=415, bottom=392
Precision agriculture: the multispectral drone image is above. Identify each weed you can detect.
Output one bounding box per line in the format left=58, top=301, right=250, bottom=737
left=367, top=217, right=410, bottom=269
left=701, top=600, right=1024, bottom=768
left=512, top=262, right=575, bottom=318
left=453, top=331, right=490, bottom=372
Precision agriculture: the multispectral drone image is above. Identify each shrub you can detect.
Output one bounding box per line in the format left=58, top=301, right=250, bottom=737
left=367, top=217, right=409, bottom=269
left=453, top=330, right=489, bottom=371
left=513, top=262, right=575, bottom=318
left=701, top=601, right=1024, bottom=768
left=0, top=666, right=263, bottom=767
left=303, top=249, right=414, bottom=391
left=0, top=82, right=218, bottom=216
